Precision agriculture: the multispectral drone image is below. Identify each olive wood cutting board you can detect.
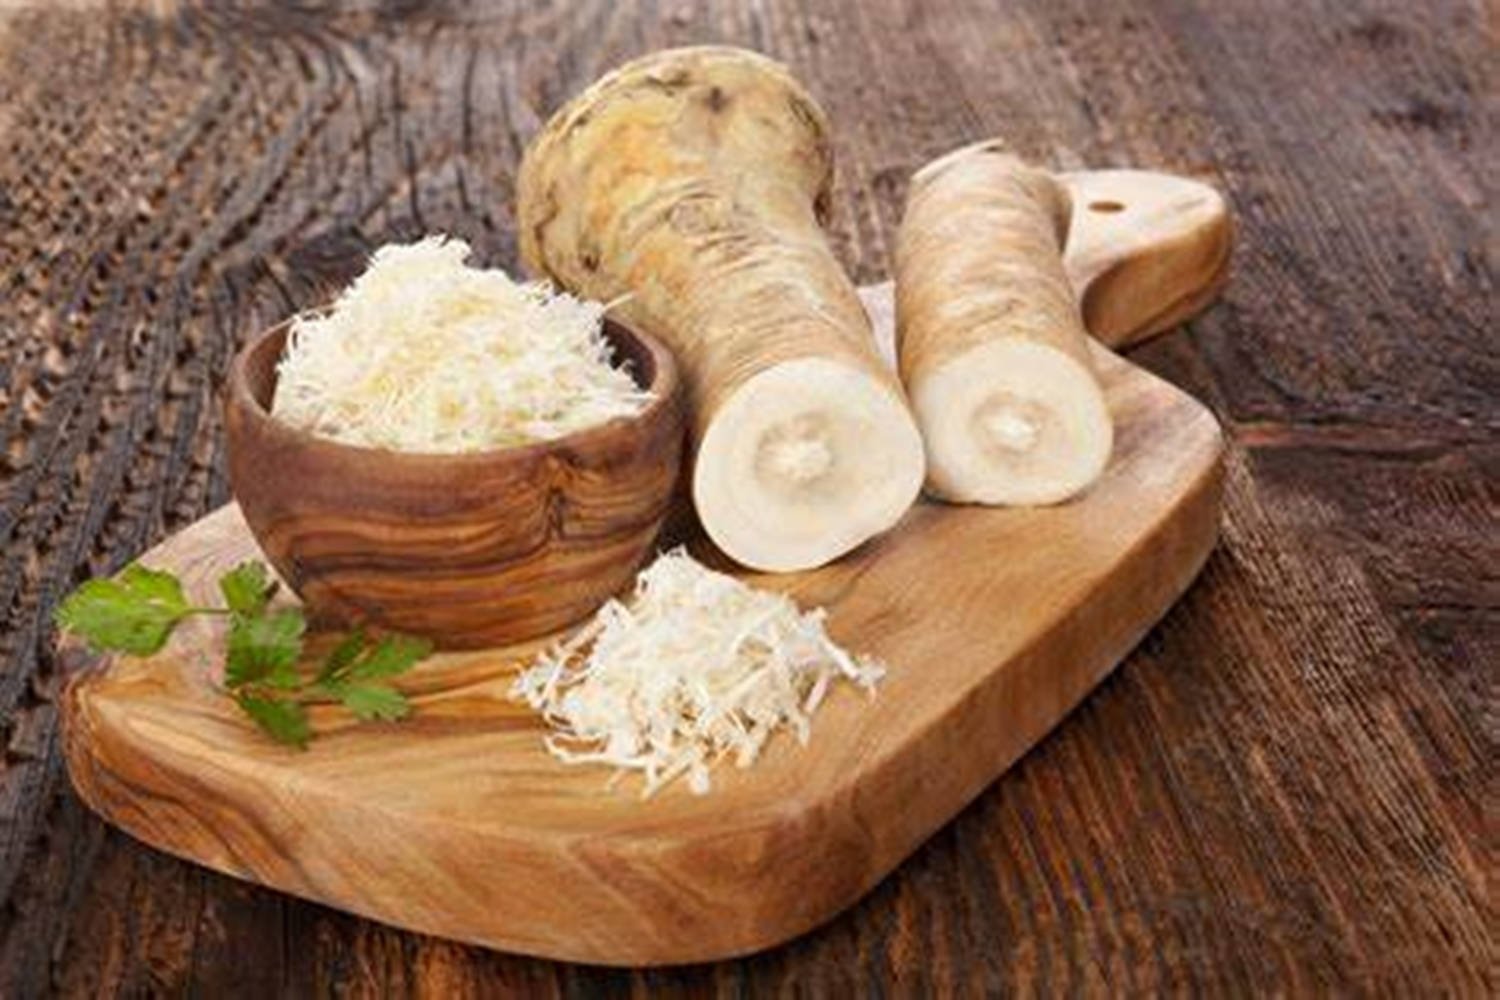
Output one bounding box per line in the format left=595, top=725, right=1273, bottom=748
left=61, top=170, right=1230, bottom=965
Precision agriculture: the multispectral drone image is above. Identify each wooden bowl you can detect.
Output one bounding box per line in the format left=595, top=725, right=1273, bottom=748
left=223, top=316, right=684, bottom=649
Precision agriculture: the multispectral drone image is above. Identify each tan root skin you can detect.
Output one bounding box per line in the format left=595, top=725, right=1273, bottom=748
left=896, top=142, right=1113, bottom=505
left=517, top=46, right=924, bottom=572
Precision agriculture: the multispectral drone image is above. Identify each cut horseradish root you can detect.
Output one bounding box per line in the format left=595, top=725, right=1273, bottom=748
left=510, top=548, right=885, bottom=798
left=896, top=142, right=1114, bottom=505
left=696, top=358, right=924, bottom=572
left=517, top=47, right=925, bottom=572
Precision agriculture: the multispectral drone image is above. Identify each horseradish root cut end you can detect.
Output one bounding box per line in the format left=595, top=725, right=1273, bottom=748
left=695, top=357, right=925, bottom=571
left=909, top=336, right=1111, bottom=505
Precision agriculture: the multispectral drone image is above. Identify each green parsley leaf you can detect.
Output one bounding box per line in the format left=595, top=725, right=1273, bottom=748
left=339, top=684, right=411, bottom=722
left=313, top=627, right=368, bottom=688
left=349, top=634, right=434, bottom=682
left=219, top=561, right=276, bottom=618
left=119, top=563, right=189, bottom=606
left=235, top=693, right=311, bottom=748
left=59, top=557, right=433, bottom=747
left=225, top=609, right=306, bottom=688
left=55, top=563, right=191, bottom=656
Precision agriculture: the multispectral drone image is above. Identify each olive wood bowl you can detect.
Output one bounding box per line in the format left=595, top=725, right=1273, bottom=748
left=224, top=316, right=684, bottom=649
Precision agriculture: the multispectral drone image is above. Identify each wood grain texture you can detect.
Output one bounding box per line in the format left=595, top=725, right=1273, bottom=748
left=1060, top=170, right=1233, bottom=348
left=0, top=0, right=1491, bottom=995
left=225, top=317, right=684, bottom=648
left=64, top=331, right=1223, bottom=965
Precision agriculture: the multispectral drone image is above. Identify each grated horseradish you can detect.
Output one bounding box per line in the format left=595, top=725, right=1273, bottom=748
left=510, top=549, right=885, bottom=797
left=272, top=236, right=650, bottom=452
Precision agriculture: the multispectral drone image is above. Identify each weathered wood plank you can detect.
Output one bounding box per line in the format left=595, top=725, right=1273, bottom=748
left=0, top=0, right=1490, bottom=995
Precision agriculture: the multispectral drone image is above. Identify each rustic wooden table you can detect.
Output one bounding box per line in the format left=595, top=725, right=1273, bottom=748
left=0, top=1, right=1490, bottom=995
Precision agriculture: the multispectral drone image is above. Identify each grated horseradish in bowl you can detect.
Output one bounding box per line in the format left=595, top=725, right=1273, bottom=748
left=223, top=237, right=685, bottom=649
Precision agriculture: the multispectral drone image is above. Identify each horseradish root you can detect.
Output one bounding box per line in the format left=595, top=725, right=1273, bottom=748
left=896, top=143, right=1113, bottom=505
left=517, top=47, right=925, bottom=572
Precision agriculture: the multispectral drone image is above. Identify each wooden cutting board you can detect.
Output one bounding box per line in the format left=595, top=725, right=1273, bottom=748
left=61, top=170, right=1230, bottom=966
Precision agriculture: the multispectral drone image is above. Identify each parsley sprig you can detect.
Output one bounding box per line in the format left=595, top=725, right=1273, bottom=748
left=55, top=561, right=432, bottom=748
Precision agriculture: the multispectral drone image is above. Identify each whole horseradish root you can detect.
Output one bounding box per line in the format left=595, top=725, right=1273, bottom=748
left=896, top=142, right=1114, bottom=505
left=517, top=47, right=925, bottom=572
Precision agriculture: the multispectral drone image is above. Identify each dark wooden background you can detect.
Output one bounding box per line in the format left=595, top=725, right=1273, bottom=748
left=0, top=0, right=1491, bottom=995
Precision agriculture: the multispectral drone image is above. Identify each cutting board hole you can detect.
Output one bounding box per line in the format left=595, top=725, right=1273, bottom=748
left=1089, top=200, right=1125, bottom=213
